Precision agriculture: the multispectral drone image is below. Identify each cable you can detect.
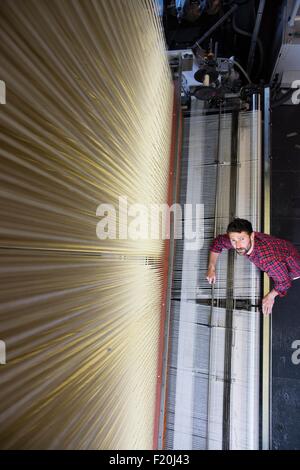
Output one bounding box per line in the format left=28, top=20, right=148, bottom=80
left=232, top=14, right=264, bottom=80
left=232, top=59, right=251, bottom=83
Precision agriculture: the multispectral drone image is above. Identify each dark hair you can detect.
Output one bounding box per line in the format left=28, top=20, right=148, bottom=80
left=226, top=218, right=253, bottom=235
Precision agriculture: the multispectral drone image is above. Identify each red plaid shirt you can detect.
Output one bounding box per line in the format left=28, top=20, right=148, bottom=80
left=210, top=232, right=300, bottom=297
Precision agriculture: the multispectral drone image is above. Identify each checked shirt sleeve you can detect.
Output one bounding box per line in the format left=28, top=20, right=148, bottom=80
left=264, top=260, right=292, bottom=297
left=210, top=234, right=232, bottom=253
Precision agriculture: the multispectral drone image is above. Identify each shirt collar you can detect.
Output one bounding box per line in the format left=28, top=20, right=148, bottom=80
left=245, top=232, right=256, bottom=257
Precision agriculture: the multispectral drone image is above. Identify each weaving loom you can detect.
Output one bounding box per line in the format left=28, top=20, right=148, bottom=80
left=0, top=0, right=271, bottom=450
left=163, top=96, right=265, bottom=450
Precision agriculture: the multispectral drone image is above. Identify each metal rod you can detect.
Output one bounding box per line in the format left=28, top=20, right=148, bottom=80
left=206, top=102, right=222, bottom=450
left=247, top=0, right=266, bottom=76
left=214, top=41, right=219, bottom=60
left=222, top=110, right=239, bottom=450
left=193, top=4, right=238, bottom=51
left=249, top=93, right=262, bottom=450
left=211, top=103, right=222, bottom=314
left=262, top=86, right=271, bottom=450
left=288, top=0, right=300, bottom=26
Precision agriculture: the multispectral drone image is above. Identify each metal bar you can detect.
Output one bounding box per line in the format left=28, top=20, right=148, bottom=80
left=250, top=93, right=262, bottom=311
left=206, top=103, right=222, bottom=449
left=262, top=86, right=271, bottom=450
left=193, top=4, right=238, bottom=51
left=211, top=104, right=222, bottom=311
left=288, top=0, right=300, bottom=26
left=222, top=110, right=239, bottom=450
left=248, top=93, right=262, bottom=450
left=247, top=0, right=266, bottom=76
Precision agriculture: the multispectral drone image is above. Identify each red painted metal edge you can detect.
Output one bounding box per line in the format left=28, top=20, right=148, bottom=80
left=152, top=82, right=183, bottom=449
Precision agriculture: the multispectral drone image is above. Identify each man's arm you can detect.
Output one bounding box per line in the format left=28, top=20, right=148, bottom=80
left=206, top=234, right=232, bottom=284
left=206, top=251, right=220, bottom=284
left=262, top=289, right=279, bottom=315
left=262, top=261, right=292, bottom=315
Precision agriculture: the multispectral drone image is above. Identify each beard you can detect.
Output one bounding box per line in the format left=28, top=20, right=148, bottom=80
left=236, top=241, right=252, bottom=255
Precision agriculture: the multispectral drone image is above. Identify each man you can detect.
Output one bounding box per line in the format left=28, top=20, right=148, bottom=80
left=206, top=218, right=300, bottom=315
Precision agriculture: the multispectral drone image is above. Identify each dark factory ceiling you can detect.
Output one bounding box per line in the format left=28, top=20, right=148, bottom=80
left=161, top=0, right=286, bottom=84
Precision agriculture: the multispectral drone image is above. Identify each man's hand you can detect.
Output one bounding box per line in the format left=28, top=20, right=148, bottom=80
left=262, top=291, right=277, bottom=315
left=206, top=267, right=216, bottom=284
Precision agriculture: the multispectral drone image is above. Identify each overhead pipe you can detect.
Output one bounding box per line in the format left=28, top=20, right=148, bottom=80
left=247, top=0, right=266, bottom=77
left=193, top=4, right=238, bottom=51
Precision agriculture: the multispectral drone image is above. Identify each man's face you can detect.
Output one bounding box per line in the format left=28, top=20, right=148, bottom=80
left=228, top=231, right=253, bottom=255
